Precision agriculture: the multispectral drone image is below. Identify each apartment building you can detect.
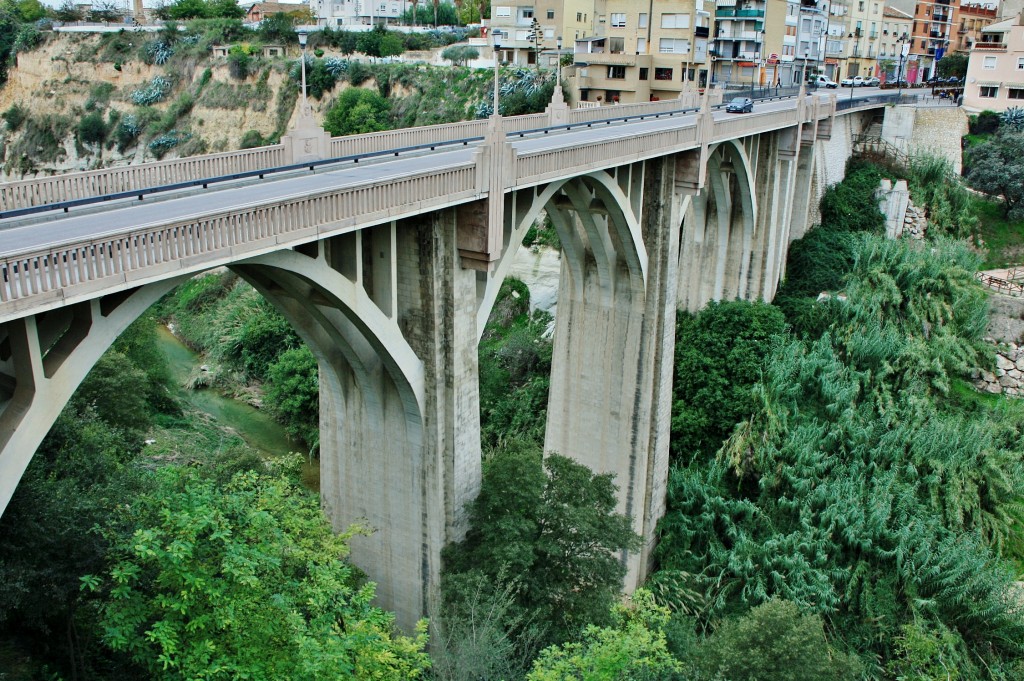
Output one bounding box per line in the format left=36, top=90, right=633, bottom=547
left=710, top=0, right=786, bottom=85
left=488, top=0, right=579, bottom=67
left=906, top=0, right=959, bottom=81
left=955, top=3, right=998, bottom=53
left=311, top=0, right=403, bottom=26
left=962, top=10, right=1024, bottom=111
left=573, top=0, right=714, bottom=103
left=878, top=5, right=913, bottom=80
left=782, top=0, right=829, bottom=84
left=841, top=0, right=886, bottom=77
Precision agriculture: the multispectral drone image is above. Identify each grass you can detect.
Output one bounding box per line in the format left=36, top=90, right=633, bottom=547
left=972, top=195, right=1024, bottom=269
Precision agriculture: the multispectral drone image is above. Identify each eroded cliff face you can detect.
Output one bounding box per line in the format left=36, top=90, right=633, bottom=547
left=0, top=32, right=318, bottom=181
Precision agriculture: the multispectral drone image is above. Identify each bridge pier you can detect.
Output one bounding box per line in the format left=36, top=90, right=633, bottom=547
left=544, top=158, right=678, bottom=588
left=236, top=210, right=481, bottom=632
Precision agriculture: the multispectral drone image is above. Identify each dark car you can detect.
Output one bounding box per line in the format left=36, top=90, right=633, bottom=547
left=726, top=97, right=754, bottom=113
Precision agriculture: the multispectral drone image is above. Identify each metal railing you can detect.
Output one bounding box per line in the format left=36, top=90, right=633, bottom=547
left=976, top=272, right=1024, bottom=297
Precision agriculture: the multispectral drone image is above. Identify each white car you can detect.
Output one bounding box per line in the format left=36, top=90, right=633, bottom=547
left=812, top=75, right=839, bottom=88
left=841, top=76, right=866, bottom=87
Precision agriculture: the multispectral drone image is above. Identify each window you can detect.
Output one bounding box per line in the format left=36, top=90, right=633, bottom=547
left=638, top=13, right=648, bottom=28
left=544, top=28, right=554, bottom=38
left=661, top=13, right=690, bottom=29
left=522, top=9, right=533, bottom=18
left=1009, top=88, right=1024, bottom=99
left=1018, top=57, right=1024, bottom=70
left=980, top=85, right=998, bottom=97
left=496, top=6, right=511, bottom=17
left=576, top=12, right=582, bottom=21
left=637, top=37, right=647, bottom=52
left=609, top=37, right=624, bottom=53
left=659, top=38, right=690, bottom=54
left=639, top=67, right=649, bottom=80
left=655, top=67, right=673, bottom=80
left=611, top=13, right=626, bottom=27
left=984, top=56, right=997, bottom=69
left=607, top=65, right=626, bottom=79
left=546, top=9, right=554, bottom=19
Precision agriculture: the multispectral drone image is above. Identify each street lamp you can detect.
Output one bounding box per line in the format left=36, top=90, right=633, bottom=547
left=804, top=49, right=809, bottom=86
left=297, top=29, right=309, bottom=116
left=493, top=34, right=502, bottom=117
left=750, top=31, right=761, bottom=98
left=896, top=33, right=908, bottom=99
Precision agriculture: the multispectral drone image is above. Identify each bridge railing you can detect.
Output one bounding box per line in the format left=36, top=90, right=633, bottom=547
left=0, top=161, right=479, bottom=307
left=328, top=119, right=489, bottom=158
left=0, top=144, right=287, bottom=214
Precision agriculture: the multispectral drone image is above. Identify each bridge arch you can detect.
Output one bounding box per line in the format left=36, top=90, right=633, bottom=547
left=677, top=139, right=758, bottom=311
left=476, top=166, right=649, bottom=337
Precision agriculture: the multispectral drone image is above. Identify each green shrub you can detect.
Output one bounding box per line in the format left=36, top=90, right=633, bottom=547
left=697, top=600, right=862, bottom=681
left=76, top=111, right=108, bottom=146
left=239, top=129, right=265, bottom=148
left=130, top=76, right=172, bottom=105
left=818, top=159, right=885, bottom=233
left=971, top=109, right=1001, bottom=135
left=227, top=43, right=252, bottom=79
left=2, top=103, right=27, bottom=132
left=323, top=87, right=391, bottom=136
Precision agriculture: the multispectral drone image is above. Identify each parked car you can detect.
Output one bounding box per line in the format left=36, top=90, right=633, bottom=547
left=812, top=75, right=839, bottom=88
left=725, top=97, right=754, bottom=113
left=841, top=76, right=866, bottom=87
left=862, top=76, right=881, bottom=87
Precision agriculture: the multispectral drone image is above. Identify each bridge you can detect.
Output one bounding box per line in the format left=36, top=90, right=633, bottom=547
left=0, top=86, right=901, bottom=628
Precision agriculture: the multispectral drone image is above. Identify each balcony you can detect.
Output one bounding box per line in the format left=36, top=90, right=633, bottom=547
left=736, top=9, right=765, bottom=17
left=973, top=41, right=1006, bottom=50
left=716, top=7, right=736, bottom=17
left=869, top=31, right=877, bottom=39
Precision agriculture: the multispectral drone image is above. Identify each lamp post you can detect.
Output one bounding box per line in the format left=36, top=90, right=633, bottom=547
left=896, top=33, right=908, bottom=99
left=297, top=29, right=309, bottom=116
left=750, top=31, right=761, bottom=98
left=493, top=34, right=501, bottom=117
left=804, top=49, right=809, bottom=86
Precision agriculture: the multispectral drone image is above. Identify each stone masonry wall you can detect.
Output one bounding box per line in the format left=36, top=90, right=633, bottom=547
left=973, top=342, right=1024, bottom=397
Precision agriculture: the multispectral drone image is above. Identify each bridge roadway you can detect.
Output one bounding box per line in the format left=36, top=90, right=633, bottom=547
left=0, top=93, right=831, bottom=263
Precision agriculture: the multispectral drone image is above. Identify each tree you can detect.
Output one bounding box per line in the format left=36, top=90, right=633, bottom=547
left=51, top=0, right=81, bottom=21
left=15, top=0, right=45, bottom=22
left=967, top=129, right=1024, bottom=219
left=527, top=590, right=683, bottom=680
left=696, top=600, right=861, bottom=681
left=936, top=51, right=968, bottom=80
left=87, top=1, right=123, bottom=22
left=324, top=87, right=391, bottom=136
left=442, top=44, right=478, bottom=66
left=84, top=466, right=430, bottom=679
left=257, top=11, right=296, bottom=43
left=443, top=441, right=641, bottom=647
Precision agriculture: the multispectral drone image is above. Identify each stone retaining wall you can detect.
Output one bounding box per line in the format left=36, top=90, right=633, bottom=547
left=973, top=342, right=1024, bottom=396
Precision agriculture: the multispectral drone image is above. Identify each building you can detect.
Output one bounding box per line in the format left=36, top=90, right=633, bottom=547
left=782, top=0, right=829, bottom=85
left=310, top=0, right=403, bottom=27
left=487, top=0, right=592, bottom=68
left=955, top=3, right=998, bottom=53
left=962, top=10, right=1024, bottom=112
left=906, top=0, right=959, bottom=82
left=843, top=0, right=886, bottom=78
left=247, top=2, right=307, bottom=24
left=570, top=0, right=714, bottom=103
left=711, top=0, right=788, bottom=86
left=878, top=5, right=913, bottom=81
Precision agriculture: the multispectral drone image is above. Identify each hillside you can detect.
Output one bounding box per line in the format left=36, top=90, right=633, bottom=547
left=0, top=25, right=510, bottom=180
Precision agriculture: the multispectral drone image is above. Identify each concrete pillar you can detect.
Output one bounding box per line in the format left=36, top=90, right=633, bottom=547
left=242, top=211, right=481, bottom=632
left=544, top=157, right=679, bottom=589
left=788, top=143, right=817, bottom=242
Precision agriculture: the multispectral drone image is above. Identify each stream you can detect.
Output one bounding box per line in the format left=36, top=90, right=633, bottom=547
left=154, top=324, right=318, bottom=489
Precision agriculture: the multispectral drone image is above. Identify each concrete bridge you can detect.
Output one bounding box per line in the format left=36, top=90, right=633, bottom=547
left=0, top=87, right=899, bottom=628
